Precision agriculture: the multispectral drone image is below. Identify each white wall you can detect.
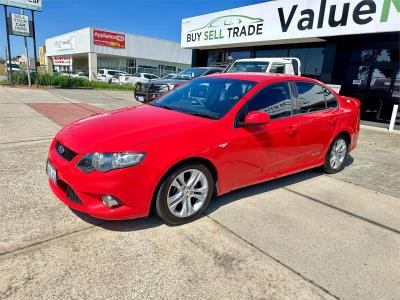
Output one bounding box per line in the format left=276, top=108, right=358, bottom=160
left=46, top=28, right=91, bottom=56
left=45, top=27, right=192, bottom=66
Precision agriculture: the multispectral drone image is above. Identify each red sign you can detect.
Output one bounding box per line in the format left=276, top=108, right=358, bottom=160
left=93, top=29, right=125, bottom=49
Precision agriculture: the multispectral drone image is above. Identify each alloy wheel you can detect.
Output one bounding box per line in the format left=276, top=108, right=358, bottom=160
left=167, top=169, right=209, bottom=218
left=329, top=138, right=347, bottom=170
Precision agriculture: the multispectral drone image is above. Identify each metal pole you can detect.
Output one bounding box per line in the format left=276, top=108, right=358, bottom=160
left=4, top=5, right=13, bottom=84
left=30, top=10, right=39, bottom=87
left=21, top=9, right=31, bottom=86
left=389, top=104, right=399, bottom=131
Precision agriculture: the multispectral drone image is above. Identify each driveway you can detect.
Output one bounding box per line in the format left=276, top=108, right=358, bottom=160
left=0, top=86, right=399, bottom=299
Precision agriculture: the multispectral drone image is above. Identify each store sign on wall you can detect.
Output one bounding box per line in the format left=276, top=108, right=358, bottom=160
left=0, top=0, right=42, bottom=11
left=93, top=29, right=125, bottom=49
left=53, top=56, right=72, bottom=66
left=181, top=0, right=400, bottom=48
left=54, top=36, right=75, bottom=52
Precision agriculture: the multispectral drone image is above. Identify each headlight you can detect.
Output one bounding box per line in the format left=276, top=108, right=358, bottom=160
left=158, top=84, right=175, bottom=93
left=76, top=152, right=145, bottom=173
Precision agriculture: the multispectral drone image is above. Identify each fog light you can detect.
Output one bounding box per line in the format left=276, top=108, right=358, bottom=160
left=102, top=195, right=122, bottom=208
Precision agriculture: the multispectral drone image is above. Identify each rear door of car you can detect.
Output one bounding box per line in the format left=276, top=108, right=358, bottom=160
left=230, top=81, right=302, bottom=188
left=292, top=81, right=339, bottom=165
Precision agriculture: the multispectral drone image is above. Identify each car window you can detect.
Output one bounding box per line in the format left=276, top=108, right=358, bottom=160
left=205, top=69, right=222, bottom=75
left=151, top=78, right=256, bottom=119
left=228, top=61, right=269, bottom=73
left=324, top=88, right=338, bottom=109
left=108, top=71, right=117, bottom=76
left=296, top=82, right=326, bottom=113
left=270, top=64, right=285, bottom=74
left=143, top=74, right=152, bottom=79
left=99, top=70, right=104, bottom=75
left=246, top=82, right=293, bottom=120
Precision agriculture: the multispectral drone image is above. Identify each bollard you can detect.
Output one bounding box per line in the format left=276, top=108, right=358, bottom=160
left=389, top=104, right=399, bottom=131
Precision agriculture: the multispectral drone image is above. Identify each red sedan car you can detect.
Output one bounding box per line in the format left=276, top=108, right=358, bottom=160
left=47, top=73, right=360, bottom=225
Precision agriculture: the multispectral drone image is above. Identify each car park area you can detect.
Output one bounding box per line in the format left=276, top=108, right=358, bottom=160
left=1, top=85, right=399, bottom=299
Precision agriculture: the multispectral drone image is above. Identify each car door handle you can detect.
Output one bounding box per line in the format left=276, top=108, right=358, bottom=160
left=285, top=125, right=297, bottom=135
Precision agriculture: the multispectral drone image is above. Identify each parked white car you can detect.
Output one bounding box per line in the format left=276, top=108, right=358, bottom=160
left=97, top=69, right=124, bottom=83
left=118, top=73, right=159, bottom=86
left=71, top=71, right=89, bottom=80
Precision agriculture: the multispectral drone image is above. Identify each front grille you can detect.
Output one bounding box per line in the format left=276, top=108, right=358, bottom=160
left=142, top=83, right=166, bottom=93
left=66, top=185, right=82, bottom=204
left=55, top=141, right=77, bottom=161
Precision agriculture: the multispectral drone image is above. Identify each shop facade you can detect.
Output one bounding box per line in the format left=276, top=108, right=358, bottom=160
left=45, top=27, right=192, bottom=80
left=182, top=0, right=400, bottom=125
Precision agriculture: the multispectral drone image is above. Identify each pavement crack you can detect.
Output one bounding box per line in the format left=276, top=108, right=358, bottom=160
left=284, top=188, right=400, bottom=235
left=0, top=138, right=53, bottom=145
left=0, top=223, right=107, bottom=257
left=205, top=215, right=340, bottom=300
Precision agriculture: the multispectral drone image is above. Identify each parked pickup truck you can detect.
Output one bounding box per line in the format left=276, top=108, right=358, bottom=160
left=225, top=57, right=341, bottom=93
left=134, top=67, right=223, bottom=103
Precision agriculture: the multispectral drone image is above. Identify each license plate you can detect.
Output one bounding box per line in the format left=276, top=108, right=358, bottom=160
left=137, top=96, right=145, bottom=102
left=46, top=161, right=57, bottom=184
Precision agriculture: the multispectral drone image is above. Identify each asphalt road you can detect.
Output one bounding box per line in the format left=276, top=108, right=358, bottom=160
left=1, top=86, right=399, bottom=299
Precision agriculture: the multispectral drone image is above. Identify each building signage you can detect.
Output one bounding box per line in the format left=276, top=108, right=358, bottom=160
left=53, top=56, right=72, bottom=66
left=39, top=45, right=45, bottom=65
left=54, top=36, right=75, bottom=52
left=10, top=13, right=30, bottom=37
left=181, top=0, right=400, bottom=48
left=93, top=29, right=125, bottom=49
left=0, top=0, right=42, bottom=11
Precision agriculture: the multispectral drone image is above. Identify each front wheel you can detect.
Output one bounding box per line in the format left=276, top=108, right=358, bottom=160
left=323, top=135, right=349, bottom=174
left=155, top=164, right=214, bottom=225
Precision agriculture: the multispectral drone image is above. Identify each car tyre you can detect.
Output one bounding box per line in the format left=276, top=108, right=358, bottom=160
left=155, top=163, right=214, bottom=225
left=323, top=134, right=349, bottom=174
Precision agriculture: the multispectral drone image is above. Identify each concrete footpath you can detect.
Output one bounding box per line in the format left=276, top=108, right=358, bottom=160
left=0, top=86, right=399, bottom=299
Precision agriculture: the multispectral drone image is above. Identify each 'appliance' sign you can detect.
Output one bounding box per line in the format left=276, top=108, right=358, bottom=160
left=181, top=0, right=400, bottom=48
left=93, top=29, right=125, bottom=49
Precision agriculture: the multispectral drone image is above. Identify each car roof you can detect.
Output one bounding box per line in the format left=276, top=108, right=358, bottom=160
left=204, top=72, right=318, bottom=84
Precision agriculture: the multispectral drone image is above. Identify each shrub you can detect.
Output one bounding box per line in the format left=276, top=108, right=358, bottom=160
left=8, top=72, right=135, bottom=90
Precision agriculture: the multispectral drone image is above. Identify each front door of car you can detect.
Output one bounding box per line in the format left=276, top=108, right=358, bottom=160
left=229, top=82, right=301, bottom=188
left=293, top=81, right=339, bottom=165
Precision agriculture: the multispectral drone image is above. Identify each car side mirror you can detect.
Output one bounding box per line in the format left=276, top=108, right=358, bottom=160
left=238, top=111, right=270, bottom=127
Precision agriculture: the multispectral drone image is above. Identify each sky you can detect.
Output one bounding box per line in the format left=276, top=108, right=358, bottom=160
left=0, top=0, right=267, bottom=59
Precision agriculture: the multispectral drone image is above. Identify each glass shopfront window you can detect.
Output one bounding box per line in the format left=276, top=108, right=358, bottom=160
left=289, top=48, right=324, bottom=78
left=228, top=50, right=251, bottom=60
left=255, top=49, right=288, bottom=58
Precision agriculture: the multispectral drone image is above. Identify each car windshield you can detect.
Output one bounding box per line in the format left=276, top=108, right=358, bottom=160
left=174, top=68, right=208, bottom=80
left=150, top=77, right=256, bottom=119
left=228, top=61, right=269, bottom=73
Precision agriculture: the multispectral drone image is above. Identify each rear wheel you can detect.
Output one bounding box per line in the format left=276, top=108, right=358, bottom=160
left=323, top=135, right=349, bottom=174
left=155, top=164, right=213, bottom=225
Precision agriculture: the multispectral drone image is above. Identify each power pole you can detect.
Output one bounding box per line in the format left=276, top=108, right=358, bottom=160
left=21, top=8, right=31, bottom=86
left=31, top=10, right=39, bottom=87
left=4, top=5, right=13, bottom=84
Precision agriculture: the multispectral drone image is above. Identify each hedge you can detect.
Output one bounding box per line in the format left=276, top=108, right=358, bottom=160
left=6, top=71, right=135, bottom=90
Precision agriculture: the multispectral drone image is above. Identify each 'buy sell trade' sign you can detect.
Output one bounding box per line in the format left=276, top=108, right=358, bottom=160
left=93, top=29, right=125, bottom=49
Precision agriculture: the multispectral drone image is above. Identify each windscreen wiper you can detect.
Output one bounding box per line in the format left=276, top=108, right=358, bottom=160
left=187, top=112, right=219, bottom=120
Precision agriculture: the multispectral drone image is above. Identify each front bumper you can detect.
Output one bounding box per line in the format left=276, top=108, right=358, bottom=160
left=47, top=139, right=156, bottom=220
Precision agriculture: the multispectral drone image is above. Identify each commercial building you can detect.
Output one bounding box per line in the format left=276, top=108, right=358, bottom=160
left=182, top=0, right=400, bottom=125
left=45, top=27, right=192, bottom=80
